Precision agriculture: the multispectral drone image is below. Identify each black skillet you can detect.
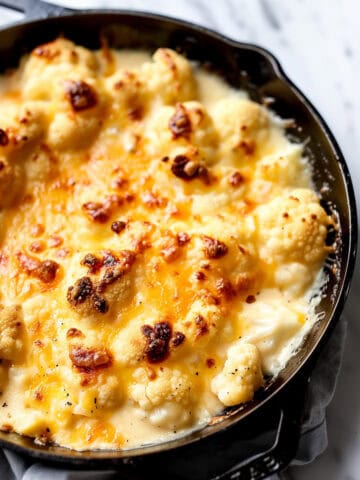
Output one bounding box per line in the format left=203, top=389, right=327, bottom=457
left=0, top=1, right=357, bottom=478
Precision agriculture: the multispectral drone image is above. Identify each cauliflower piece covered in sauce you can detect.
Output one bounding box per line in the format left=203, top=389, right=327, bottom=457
left=211, top=98, right=272, bottom=164
left=73, top=374, right=122, bottom=416
left=22, top=39, right=98, bottom=101
left=0, top=305, right=25, bottom=362
left=145, top=101, right=218, bottom=167
left=129, top=366, right=193, bottom=428
left=141, top=48, right=197, bottom=105
left=177, top=297, right=225, bottom=347
left=255, top=146, right=311, bottom=188
left=112, top=319, right=147, bottom=367
left=104, top=69, right=147, bottom=125
left=256, top=188, right=331, bottom=265
left=211, top=342, right=263, bottom=406
left=0, top=101, right=47, bottom=155
left=46, top=78, right=106, bottom=151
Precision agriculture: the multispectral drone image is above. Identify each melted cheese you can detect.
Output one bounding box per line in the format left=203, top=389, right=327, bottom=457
left=0, top=38, right=333, bottom=450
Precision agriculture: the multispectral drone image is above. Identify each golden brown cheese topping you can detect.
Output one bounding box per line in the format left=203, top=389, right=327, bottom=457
left=0, top=38, right=333, bottom=450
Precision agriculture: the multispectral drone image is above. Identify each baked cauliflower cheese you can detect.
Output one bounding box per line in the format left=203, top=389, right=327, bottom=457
left=0, top=38, right=333, bottom=450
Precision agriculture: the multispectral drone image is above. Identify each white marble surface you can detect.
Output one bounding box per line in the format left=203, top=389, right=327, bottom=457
left=0, top=1, right=359, bottom=479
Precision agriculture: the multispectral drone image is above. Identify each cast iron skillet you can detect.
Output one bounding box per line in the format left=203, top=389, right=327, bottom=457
left=0, top=1, right=357, bottom=478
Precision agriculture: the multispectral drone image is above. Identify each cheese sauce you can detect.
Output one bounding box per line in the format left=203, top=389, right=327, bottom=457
left=0, top=39, right=333, bottom=450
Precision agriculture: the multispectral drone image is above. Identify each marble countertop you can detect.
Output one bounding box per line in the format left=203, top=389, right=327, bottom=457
left=0, top=1, right=359, bottom=479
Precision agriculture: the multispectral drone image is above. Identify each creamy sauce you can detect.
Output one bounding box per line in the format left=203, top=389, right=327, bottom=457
left=0, top=39, right=332, bottom=450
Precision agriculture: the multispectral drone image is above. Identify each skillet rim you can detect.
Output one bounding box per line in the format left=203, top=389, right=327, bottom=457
left=0, top=8, right=357, bottom=463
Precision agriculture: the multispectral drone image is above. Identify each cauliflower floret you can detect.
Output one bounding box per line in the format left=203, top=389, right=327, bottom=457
left=112, top=320, right=147, bottom=366
left=176, top=297, right=224, bottom=347
left=129, top=367, right=193, bottom=428
left=255, top=146, right=311, bottom=188
left=145, top=101, right=218, bottom=164
left=73, top=374, right=122, bottom=416
left=141, top=48, right=197, bottom=104
left=275, top=262, right=313, bottom=297
left=46, top=78, right=105, bottom=151
left=47, top=110, right=102, bottom=151
left=255, top=188, right=331, bottom=265
left=211, top=98, right=271, bottom=164
left=104, top=69, right=147, bottom=125
left=0, top=101, right=47, bottom=153
left=130, top=367, right=192, bottom=409
left=22, top=38, right=98, bottom=101
left=211, top=342, right=263, bottom=406
left=0, top=304, right=25, bottom=362
left=186, top=219, right=259, bottom=294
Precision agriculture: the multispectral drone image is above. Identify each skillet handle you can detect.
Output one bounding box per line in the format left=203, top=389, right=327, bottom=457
left=0, top=0, right=74, bottom=18
left=213, top=376, right=307, bottom=480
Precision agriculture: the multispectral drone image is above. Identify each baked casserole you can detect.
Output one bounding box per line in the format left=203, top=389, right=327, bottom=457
left=0, top=38, right=333, bottom=450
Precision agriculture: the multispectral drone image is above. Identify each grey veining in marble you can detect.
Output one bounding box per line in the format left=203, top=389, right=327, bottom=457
left=0, top=1, right=359, bottom=479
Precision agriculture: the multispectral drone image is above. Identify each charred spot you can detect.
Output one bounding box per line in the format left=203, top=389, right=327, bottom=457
left=195, top=314, right=209, bottom=338
left=34, top=390, right=43, bottom=401
left=282, top=212, right=289, bottom=219
left=216, top=278, right=236, bottom=299
left=97, top=250, right=136, bottom=293
left=82, top=195, right=125, bottom=223
left=171, top=331, right=186, bottom=347
left=245, top=294, right=256, bottom=304
left=169, top=103, right=192, bottom=139
left=66, top=328, right=84, bottom=338
left=206, top=358, right=215, bottom=368
left=128, top=105, right=143, bottom=121
left=235, top=273, right=254, bottom=292
left=201, top=235, right=228, bottom=259
left=81, top=253, right=102, bottom=274
left=176, top=232, right=190, bottom=246
left=229, top=171, right=244, bottom=187
left=238, top=140, right=255, bottom=155
left=141, top=321, right=172, bottom=364
left=194, top=271, right=206, bottom=281
left=154, top=321, right=172, bottom=341
left=67, top=277, right=93, bottom=306
left=92, top=293, right=109, bottom=314
left=170, top=155, right=210, bottom=183
left=141, top=325, right=154, bottom=338
left=17, top=253, right=59, bottom=283
left=64, top=80, right=98, bottom=112
left=111, top=220, right=127, bottom=234
left=82, top=201, right=110, bottom=223
left=112, top=176, right=128, bottom=189
left=69, top=344, right=112, bottom=371
left=0, top=129, right=9, bottom=146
